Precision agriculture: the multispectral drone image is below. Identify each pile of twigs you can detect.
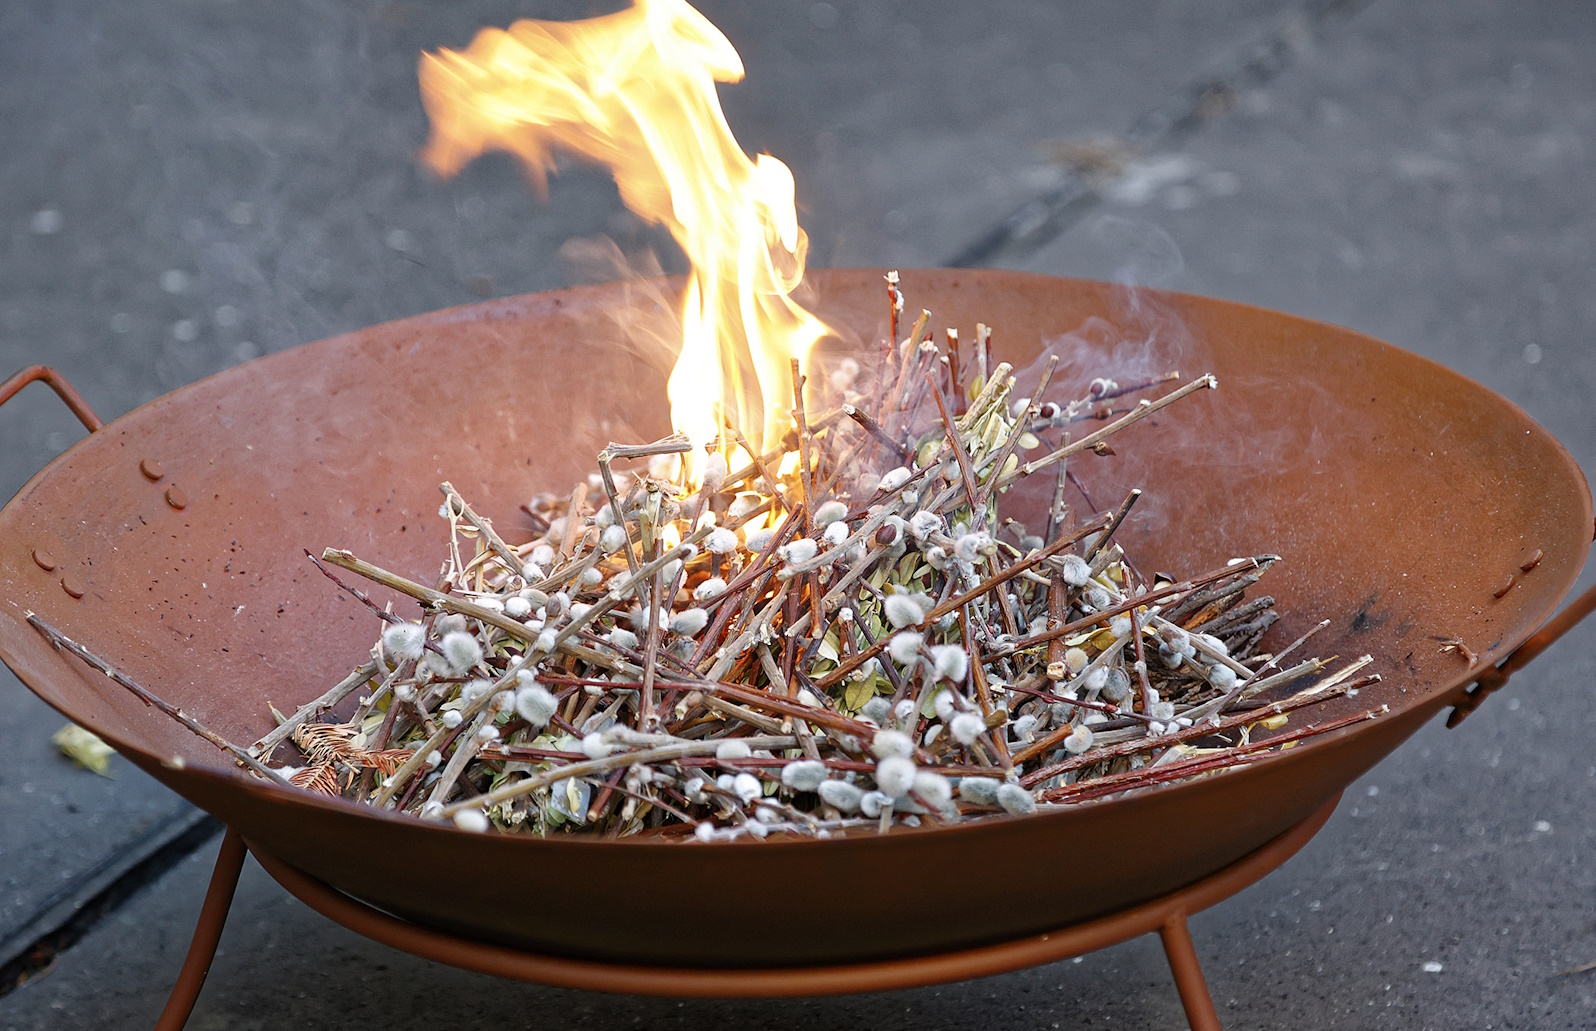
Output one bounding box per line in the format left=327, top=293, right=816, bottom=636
left=254, top=273, right=1385, bottom=840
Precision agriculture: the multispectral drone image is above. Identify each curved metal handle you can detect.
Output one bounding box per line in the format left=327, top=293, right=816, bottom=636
left=1448, top=529, right=1596, bottom=727
left=0, top=364, right=103, bottom=433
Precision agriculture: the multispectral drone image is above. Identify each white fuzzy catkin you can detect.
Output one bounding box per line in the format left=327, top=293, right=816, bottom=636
left=599, top=524, right=629, bottom=555
left=933, top=690, right=957, bottom=722
left=860, top=696, right=893, bottom=726
left=607, top=626, right=639, bottom=650
left=1064, top=724, right=1095, bottom=754
left=1058, top=554, right=1092, bottom=586
left=779, top=538, right=818, bottom=565
left=958, top=776, right=1001, bottom=805
left=822, top=520, right=850, bottom=546
left=996, top=782, right=1037, bottom=814
left=875, top=756, right=918, bottom=797
left=781, top=759, right=828, bottom=792
left=440, top=709, right=463, bottom=729
left=700, top=453, right=728, bottom=493
left=452, top=809, right=490, bottom=833
left=878, top=466, right=912, bottom=491
left=1101, top=666, right=1132, bottom=702
left=440, top=631, right=483, bottom=674
left=882, top=593, right=923, bottom=629
left=1064, top=646, right=1090, bottom=674
left=871, top=729, right=915, bottom=759
left=859, top=790, right=891, bottom=818
left=912, top=770, right=953, bottom=808
left=582, top=733, right=618, bottom=760
left=515, top=684, right=558, bottom=727
left=949, top=711, right=986, bottom=745
left=732, top=772, right=762, bottom=803
left=381, top=622, right=426, bottom=661
left=1109, top=614, right=1133, bottom=638
left=692, top=577, right=728, bottom=602
left=887, top=628, right=925, bottom=663
left=743, top=527, right=776, bottom=553
left=929, top=644, right=970, bottom=683
left=954, top=532, right=992, bottom=563
left=1207, top=664, right=1239, bottom=691
left=502, top=596, right=533, bottom=619
left=715, top=739, right=752, bottom=760
left=908, top=510, right=941, bottom=540
left=1083, top=666, right=1108, bottom=693
left=669, top=608, right=709, bottom=635
left=813, top=500, right=849, bottom=527
left=818, top=779, right=864, bottom=812
left=704, top=527, right=739, bottom=554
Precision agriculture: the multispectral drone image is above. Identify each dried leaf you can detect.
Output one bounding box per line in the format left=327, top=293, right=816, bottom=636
left=292, top=720, right=409, bottom=774
left=289, top=762, right=340, bottom=794
left=293, top=721, right=361, bottom=766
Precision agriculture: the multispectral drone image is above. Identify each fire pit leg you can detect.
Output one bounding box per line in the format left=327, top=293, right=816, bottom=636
left=1159, top=915, right=1221, bottom=1031
left=153, top=827, right=246, bottom=1031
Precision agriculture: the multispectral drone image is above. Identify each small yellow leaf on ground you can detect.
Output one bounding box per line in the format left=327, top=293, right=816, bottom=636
left=52, top=723, right=114, bottom=777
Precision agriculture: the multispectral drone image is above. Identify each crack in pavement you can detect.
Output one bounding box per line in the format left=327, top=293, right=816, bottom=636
left=0, top=808, right=219, bottom=999
left=945, top=0, right=1376, bottom=268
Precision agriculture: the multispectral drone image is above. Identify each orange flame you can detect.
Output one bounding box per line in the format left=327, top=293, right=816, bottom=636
left=418, top=0, right=827, bottom=483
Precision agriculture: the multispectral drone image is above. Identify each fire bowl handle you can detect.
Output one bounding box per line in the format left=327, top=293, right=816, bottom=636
left=1448, top=552, right=1596, bottom=728
left=0, top=365, right=103, bottom=433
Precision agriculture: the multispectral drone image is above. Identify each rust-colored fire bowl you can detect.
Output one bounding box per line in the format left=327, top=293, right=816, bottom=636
left=3, top=268, right=1592, bottom=1030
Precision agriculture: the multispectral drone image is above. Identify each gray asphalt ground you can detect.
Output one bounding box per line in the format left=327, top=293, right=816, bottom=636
left=2, top=1, right=1594, bottom=1028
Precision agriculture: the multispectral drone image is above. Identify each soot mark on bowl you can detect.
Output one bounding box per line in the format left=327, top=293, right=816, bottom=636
left=1350, top=593, right=1388, bottom=634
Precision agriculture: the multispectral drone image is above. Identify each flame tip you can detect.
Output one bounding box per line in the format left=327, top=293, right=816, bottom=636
left=422, top=0, right=823, bottom=489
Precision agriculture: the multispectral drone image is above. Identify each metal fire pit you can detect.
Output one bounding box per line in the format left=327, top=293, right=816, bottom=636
left=3, top=268, right=1592, bottom=1030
